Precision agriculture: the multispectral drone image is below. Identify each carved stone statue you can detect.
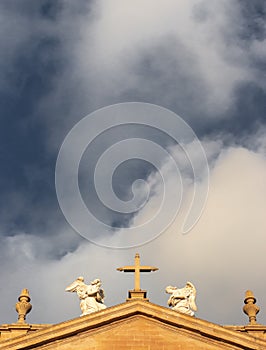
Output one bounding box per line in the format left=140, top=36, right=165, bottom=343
left=165, top=281, right=197, bottom=316
left=66, top=276, right=106, bottom=316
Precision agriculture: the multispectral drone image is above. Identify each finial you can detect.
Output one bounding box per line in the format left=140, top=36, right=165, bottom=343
left=243, top=290, right=260, bottom=325
left=15, top=289, right=32, bottom=324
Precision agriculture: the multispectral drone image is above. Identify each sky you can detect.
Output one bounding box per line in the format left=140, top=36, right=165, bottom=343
left=0, top=0, right=266, bottom=327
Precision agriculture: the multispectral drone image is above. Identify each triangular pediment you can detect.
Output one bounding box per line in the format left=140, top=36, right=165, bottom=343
left=1, top=300, right=266, bottom=349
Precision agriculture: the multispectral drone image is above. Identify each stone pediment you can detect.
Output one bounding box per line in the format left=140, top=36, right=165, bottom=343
left=1, top=300, right=266, bottom=350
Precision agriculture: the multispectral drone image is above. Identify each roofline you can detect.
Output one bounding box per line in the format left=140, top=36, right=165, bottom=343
left=1, top=300, right=265, bottom=350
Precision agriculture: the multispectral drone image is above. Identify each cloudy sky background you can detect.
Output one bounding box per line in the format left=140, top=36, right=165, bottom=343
left=0, top=0, right=266, bottom=326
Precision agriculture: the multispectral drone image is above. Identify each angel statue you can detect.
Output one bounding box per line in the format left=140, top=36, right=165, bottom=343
left=165, top=281, right=197, bottom=316
left=65, top=276, right=107, bottom=316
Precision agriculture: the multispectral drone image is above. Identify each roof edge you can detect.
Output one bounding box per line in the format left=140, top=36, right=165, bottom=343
left=1, top=300, right=265, bottom=350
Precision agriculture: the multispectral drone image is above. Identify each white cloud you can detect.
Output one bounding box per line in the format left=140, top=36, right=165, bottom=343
left=1, top=134, right=266, bottom=325
left=62, top=0, right=261, bottom=116
left=109, top=135, right=266, bottom=324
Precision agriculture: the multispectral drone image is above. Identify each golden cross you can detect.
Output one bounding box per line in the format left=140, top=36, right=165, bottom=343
left=117, top=253, right=158, bottom=291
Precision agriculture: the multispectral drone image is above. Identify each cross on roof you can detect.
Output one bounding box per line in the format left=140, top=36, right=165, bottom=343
left=117, top=253, right=158, bottom=300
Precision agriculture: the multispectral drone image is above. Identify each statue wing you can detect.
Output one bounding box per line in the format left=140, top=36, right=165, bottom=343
left=65, top=277, right=85, bottom=292
left=186, top=281, right=197, bottom=312
left=165, top=285, right=177, bottom=294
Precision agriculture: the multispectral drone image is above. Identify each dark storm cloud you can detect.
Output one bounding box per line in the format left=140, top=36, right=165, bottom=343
left=239, top=0, right=266, bottom=40
left=0, top=0, right=64, bottom=235
left=0, top=0, right=265, bottom=238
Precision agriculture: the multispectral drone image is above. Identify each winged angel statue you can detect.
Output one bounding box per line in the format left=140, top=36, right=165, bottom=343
left=66, top=276, right=106, bottom=316
left=165, top=281, right=197, bottom=316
